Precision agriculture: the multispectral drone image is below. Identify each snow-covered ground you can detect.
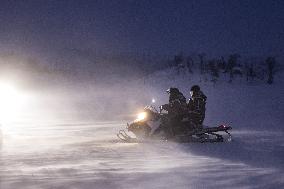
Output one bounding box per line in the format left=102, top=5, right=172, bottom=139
left=0, top=68, right=283, bottom=189
left=0, top=121, right=283, bottom=189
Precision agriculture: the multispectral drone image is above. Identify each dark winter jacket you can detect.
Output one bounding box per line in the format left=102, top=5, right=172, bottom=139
left=187, top=90, right=207, bottom=123
left=162, top=91, right=187, bottom=116
left=169, top=92, right=187, bottom=105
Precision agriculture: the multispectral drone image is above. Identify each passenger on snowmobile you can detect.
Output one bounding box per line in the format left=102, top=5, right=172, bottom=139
left=160, top=87, right=187, bottom=137
left=187, top=85, right=207, bottom=128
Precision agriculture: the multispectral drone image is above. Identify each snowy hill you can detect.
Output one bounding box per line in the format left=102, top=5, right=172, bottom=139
left=133, top=67, right=284, bottom=131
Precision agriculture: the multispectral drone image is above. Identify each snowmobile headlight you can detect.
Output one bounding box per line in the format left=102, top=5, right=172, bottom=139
left=137, top=112, right=147, bottom=121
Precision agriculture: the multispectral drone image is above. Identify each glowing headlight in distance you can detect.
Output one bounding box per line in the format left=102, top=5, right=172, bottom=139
left=0, top=81, right=28, bottom=123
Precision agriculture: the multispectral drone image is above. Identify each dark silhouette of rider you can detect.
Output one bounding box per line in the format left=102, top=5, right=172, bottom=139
left=160, top=88, right=187, bottom=137
left=187, top=85, right=207, bottom=128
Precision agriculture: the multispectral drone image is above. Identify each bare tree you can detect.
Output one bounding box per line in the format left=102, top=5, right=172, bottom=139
left=227, top=53, right=240, bottom=83
left=208, top=59, right=219, bottom=85
left=266, top=57, right=276, bottom=84
left=198, top=53, right=206, bottom=75
left=186, top=56, right=194, bottom=73
left=248, top=63, right=255, bottom=82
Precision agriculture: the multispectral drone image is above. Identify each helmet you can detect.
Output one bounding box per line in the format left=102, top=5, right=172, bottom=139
left=166, top=87, right=179, bottom=94
left=190, top=85, right=200, bottom=92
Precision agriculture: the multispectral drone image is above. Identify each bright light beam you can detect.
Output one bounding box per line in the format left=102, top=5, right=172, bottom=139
left=136, top=112, right=147, bottom=122
left=0, top=81, right=28, bottom=124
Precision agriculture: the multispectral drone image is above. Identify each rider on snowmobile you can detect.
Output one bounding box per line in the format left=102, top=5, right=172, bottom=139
left=160, top=87, right=187, bottom=137
left=118, top=86, right=232, bottom=143
left=160, top=87, right=187, bottom=115
left=187, top=85, right=207, bottom=128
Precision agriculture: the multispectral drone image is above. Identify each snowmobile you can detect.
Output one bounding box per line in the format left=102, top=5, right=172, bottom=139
left=117, top=105, right=232, bottom=143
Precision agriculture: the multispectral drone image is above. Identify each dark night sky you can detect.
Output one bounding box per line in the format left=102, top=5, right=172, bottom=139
left=0, top=0, right=284, bottom=57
